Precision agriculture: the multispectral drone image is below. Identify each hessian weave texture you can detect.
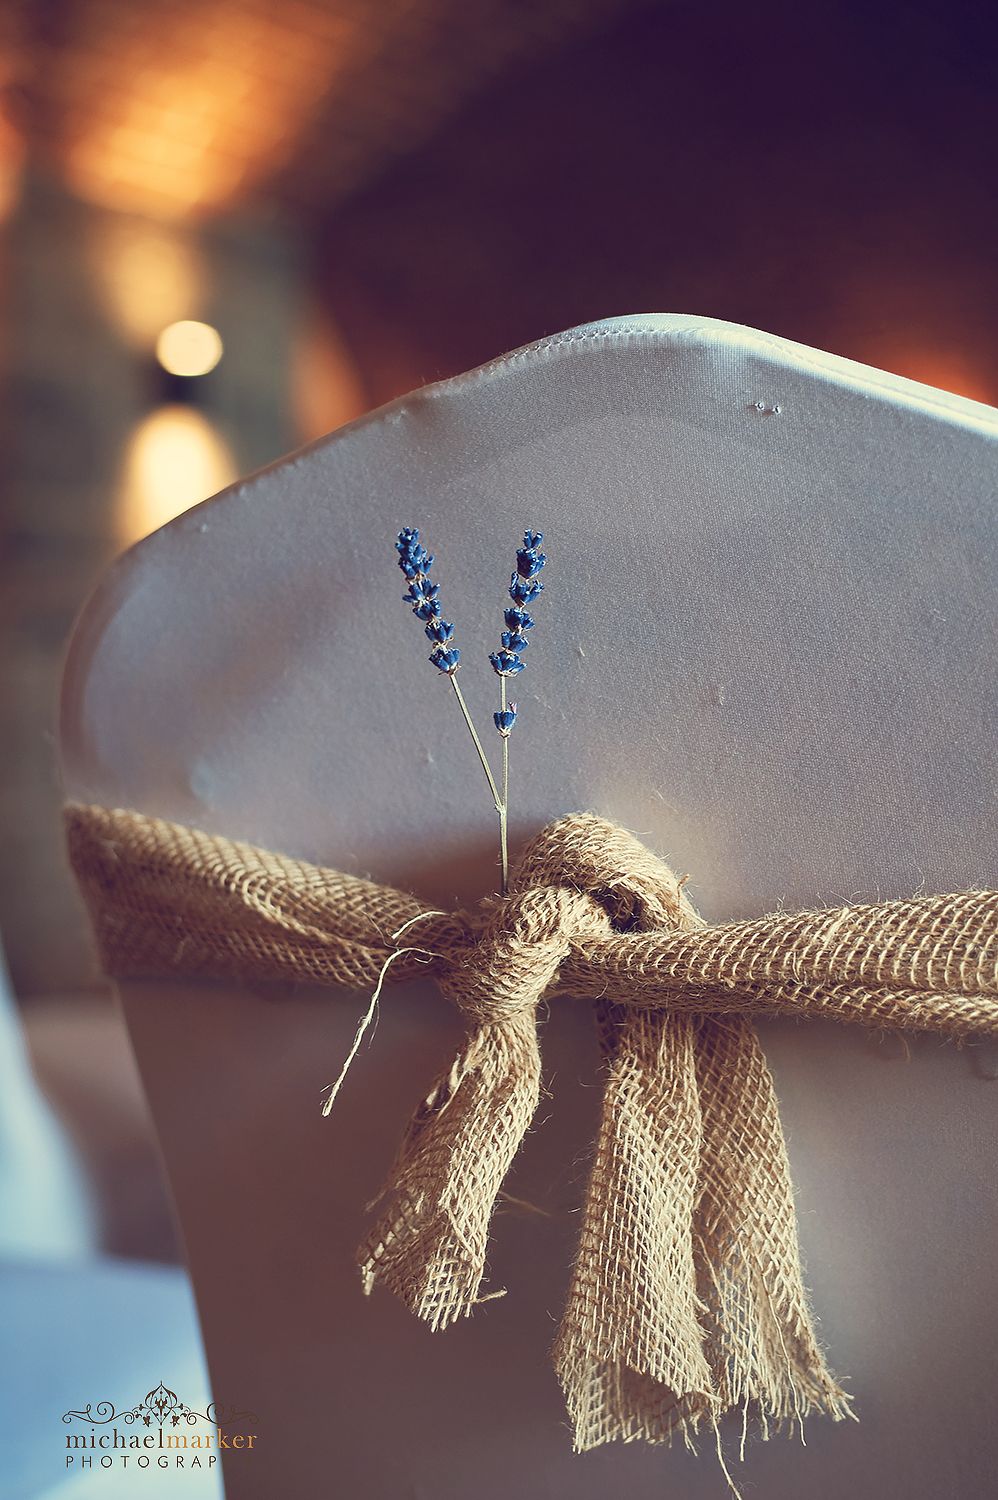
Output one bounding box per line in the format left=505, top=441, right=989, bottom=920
left=64, top=802, right=998, bottom=1453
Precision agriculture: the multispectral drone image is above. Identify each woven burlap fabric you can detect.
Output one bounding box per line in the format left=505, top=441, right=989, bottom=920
left=65, top=802, right=998, bottom=1452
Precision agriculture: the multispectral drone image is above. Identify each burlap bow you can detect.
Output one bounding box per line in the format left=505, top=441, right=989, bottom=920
left=65, top=803, right=998, bottom=1453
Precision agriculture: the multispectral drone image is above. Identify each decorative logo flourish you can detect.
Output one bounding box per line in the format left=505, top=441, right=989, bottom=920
left=63, top=1381, right=257, bottom=1429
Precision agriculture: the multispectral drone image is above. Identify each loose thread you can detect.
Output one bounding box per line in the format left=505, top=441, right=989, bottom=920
left=761, top=1275, right=808, bottom=1445
left=497, top=1190, right=554, bottom=1218
left=473, top=1288, right=508, bottom=1306
left=320, top=910, right=446, bottom=1117
left=712, top=1420, right=744, bottom=1500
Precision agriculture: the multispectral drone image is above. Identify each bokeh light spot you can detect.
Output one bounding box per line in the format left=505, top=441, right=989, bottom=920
left=155, top=319, right=224, bottom=377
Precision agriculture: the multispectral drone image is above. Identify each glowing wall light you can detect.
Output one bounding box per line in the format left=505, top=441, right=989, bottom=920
left=118, top=404, right=237, bottom=545
left=156, top=319, right=224, bottom=377
left=88, top=219, right=204, bottom=351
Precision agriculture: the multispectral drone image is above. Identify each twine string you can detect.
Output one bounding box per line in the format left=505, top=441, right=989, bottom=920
left=320, top=914, right=445, bottom=1116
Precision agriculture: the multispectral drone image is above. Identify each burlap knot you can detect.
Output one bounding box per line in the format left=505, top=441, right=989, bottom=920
left=357, top=815, right=853, bottom=1450
left=64, top=802, right=998, bottom=1455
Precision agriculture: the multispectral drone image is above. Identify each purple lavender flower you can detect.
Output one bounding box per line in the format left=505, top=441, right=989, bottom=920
left=490, top=530, right=548, bottom=717
left=430, top=647, right=461, bottom=675
left=508, top=573, right=543, bottom=606
left=403, top=576, right=439, bottom=608
left=504, top=606, right=535, bottom=634
left=489, top=649, right=525, bottom=676
left=397, top=527, right=457, bottom=666
left=516, top=546, right=546, bottom=579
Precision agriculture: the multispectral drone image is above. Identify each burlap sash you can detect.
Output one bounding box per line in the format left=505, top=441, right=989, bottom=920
left=65, top=802, right=998, bottom=1454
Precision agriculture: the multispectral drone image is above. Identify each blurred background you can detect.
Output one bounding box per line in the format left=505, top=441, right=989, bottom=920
left=0, top=0, right=996, bottom=1289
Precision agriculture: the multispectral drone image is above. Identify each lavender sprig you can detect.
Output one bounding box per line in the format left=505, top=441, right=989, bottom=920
left=397, top=526, right=460, bottom=672
left=395, top=525, right=547, bottom=896
left=489, top=530, right=547, bottom=890
left=396, top=527, right=503, bottom=829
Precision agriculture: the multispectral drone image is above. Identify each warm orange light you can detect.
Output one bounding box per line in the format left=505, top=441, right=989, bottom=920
left=156, top=320, right=223, bottom=377
left=858, top=334, right=996, bottom=407
left=291, top=301, right=367, bottom=442
left=890, top=354, right=994, bottom=407
left=58, top=5, right=351, bottom=218
left=89, top=220, right=204, bottom=350
left=0, top=105, right=26, bottom=222
left=117, top=405, right=236, bottom=544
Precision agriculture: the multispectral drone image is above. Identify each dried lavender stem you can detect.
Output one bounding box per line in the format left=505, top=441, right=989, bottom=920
left=499, top=677, right=510, bottom=894
left=498, top=805, right=509, bottom=895
left=449, top=675, right=504, bottom=817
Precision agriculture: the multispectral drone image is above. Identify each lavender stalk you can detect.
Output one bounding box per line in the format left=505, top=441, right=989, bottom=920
left=396, top=525, right=503, bottom=839
left=490, top=530, right=547, bottom=895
